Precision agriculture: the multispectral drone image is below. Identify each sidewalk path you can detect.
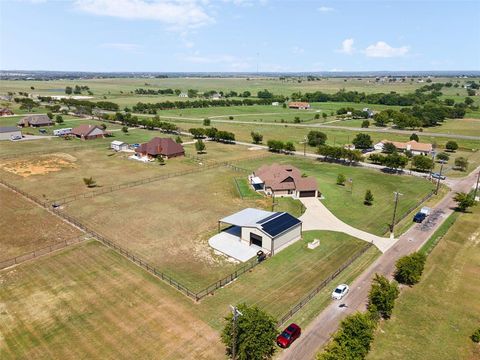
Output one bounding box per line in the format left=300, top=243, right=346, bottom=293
left=299, top=198, right=394, bottom=252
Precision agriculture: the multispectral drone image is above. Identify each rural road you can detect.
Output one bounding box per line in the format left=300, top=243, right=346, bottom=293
left=279, top=166, right=480, bottom=360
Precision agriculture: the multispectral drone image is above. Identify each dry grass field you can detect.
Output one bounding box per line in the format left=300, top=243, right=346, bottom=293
left=0, top=241, right=224, bottom=360
left=0, top=187, right=82, bottom=261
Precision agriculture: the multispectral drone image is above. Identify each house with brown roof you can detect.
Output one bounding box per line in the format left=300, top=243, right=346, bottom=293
left=71, top=124, right=107, bottom=140
left=0, top=108, right=14, bottom=116
left=250, top=164, right=319, bottom=198
left=135, top=137, right=185, bottom=159
left=374, top=139, right=433, bottom=155
left=288, top=102, right=311, bottom=110
left=17, top=114, right=53, bottom=127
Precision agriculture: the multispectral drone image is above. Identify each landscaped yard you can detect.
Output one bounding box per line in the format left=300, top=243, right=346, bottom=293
left=367, top=207, right=480, bottom=360
left=236, top=155, right=435, bottom=236
left=0, top=241, right=224, bottom=360
left=0, top=187, right=83, bottom=261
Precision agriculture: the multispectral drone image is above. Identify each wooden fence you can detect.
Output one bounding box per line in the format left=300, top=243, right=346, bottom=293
left=277, top=243, right=373, bottom=327
left=0, top=235, right=87, bottom=270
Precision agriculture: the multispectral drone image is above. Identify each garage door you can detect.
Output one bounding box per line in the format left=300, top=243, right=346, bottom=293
left=250, top=233, right=263, bottom=247
left=299, top=191, right=316, bottom=197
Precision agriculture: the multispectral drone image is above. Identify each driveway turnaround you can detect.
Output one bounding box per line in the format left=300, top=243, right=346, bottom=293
left=299, top=198, right=394, bottom=252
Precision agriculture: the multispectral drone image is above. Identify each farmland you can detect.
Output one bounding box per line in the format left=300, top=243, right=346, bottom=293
left=368, top=207, right=480, bottom=360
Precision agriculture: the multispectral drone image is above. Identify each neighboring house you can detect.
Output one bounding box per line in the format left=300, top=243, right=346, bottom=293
left=374, top=139, right=433, bottom=155
left=135, top=137, right=185, bottom=159
left=71, top=124, right=107, bottom=140
left=111, top=140, right=129, bottom=151
left=288, top=102, right=311, bottom=109
left=178, top=92, right=189, bottom=98
left=211, top=93, right=222, bottom=100
left=272, top=102, right=280, bottom=106
left=0, top=108, right=14, bottom=116
left=17, top=114, right=53, bottom=127
left=250, top=164, right=319, bottom=198
left=0, top=126, right=22, bottom=141
left=211, top=208, right=302, bottom=260
left=362, top=108, right=375, bottom=118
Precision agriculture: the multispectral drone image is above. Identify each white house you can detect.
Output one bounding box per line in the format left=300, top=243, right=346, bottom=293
left=110, top=140, right=129, bottom=151
left=362, top=108, right=375, bottom=118
left=272, top=102, right=280, bottom=106
left=208, top=208, right=302, bottom=262
left=374, top=140, right=433, bottom=155
left=178, top=92, right=189, bottom=98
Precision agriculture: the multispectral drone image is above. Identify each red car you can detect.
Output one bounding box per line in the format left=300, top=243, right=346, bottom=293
left=276, top=323, right=301, bottom=348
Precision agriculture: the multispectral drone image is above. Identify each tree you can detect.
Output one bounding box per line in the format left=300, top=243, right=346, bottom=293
left=267, top=140, right=284, bottom=153
left=100, top=123, right=107, bottom=130
left=65, top=86, right=73, bottom=95
left=411, top=155, right=434, bottom=172
left=445, top=140, right=458, bottom=152
left=465, top=97, right=474, bottom=106
left=444, top=98, right=455, bottom=106
left=352, top=133, right=373, bottom=149
left=361, top=120, right=370, bottom=128
left=471, top=328, right=480, bottom=343
left=307, top=130, right=327, bottom=147
left=121, top=126, right=128, bottom=134
left=364, top=190, right=374, bottom=205
left=195, top=139, right=206, bottom=153
left=436, top=152, right=449, bottom=162
left=175, top=136, right=183, bottom=144
left=453, top=192, right=476, bottom=212
left=46, top=112, right=53, bottom=119
left=322, top=112, right=328, bottom=120
left=284, top=141, right=296, bottom=153
left=83, top=177, right=96, bottom=188
left=394, top=252, right=427, bottom=285
left=454, top=156, right=469, bottom=171
left=157, top=156, right=165, bottom=166
left=221, top=304, right=277, bottom=360
left=203, top=118, right=211, bottom=126
left=367, top=274, right=399, bottom=319
left=382, top=142, right=397, bottom=154
left=314, top=113, right=320, bottom=120
left=373, top=111, right=390, bottom=127
left=55, top=115, right=64, bottom=124
left=250, top=131, right=263, bottom=144
left=410, top=133, right=419, bottom=142
left=336, top=174, right=346, bottom=186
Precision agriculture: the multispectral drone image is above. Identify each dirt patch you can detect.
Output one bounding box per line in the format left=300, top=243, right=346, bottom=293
left=0, top=153, right=77, bottom=177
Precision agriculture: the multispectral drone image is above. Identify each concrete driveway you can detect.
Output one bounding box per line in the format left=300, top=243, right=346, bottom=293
left=299, top=198, right=395, bottom=252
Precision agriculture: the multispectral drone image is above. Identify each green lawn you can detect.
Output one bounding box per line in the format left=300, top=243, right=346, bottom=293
left=237, top=155, right=435, bottom=236
left=368, top=207, right=480, bottom=360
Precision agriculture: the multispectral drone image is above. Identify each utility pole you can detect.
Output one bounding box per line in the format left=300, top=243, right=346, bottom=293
left=390, top=191, right=403, bottom=239
left=229, top=305, right=243, bottom=360
left=474, top=171, right=480, bottom=200
left=271, top=193, right=277, bottom=212
left=434, top=160, right=445, bottom=195
left=429, top=151, right=436, bottom=178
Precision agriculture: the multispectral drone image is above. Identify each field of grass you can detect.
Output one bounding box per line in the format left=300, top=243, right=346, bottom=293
left=426, top=118, right=480, bottom=137
left=368, top=207, right=480, bottom=360
left=0, top=187, right=83, bottom=260
left=0, top=241, right=224, bottom=360
left=236, top=155, right=435, bottom=235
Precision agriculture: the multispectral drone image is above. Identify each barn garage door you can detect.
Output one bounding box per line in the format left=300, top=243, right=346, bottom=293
left=299, top=191, right=316, bottom=197
left=250, top=233, right=263, bottom=247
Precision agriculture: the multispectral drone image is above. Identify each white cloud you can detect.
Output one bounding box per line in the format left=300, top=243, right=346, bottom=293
left=100, top=43, right=140, bottom=52
left=364, top=41, right=409, bottom=58
left=74, top=0, right=214, bottom=30
left=317, top=6, right=334, bottom=12
left=337, top=38, right=354, bottom=55
left=181, top=52, right=252, bottom=70
left=292, top=46, right=304, bottom=55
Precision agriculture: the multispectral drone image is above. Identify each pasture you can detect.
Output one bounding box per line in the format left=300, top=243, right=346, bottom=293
left=368, top=207, right=480, bottom=360
left=0, top=187, right=82, bottom=261
left=0, top=241, right=225, bottom=360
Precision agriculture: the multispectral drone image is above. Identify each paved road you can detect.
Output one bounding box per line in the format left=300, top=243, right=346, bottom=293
left=299, top=198, right=394, bottom=252
left=279, top=166, right=480, bottom=360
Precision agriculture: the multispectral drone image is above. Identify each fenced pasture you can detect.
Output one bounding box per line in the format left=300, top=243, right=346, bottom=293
left=0, top=241, right=225, bottom=360
left=0, top=186, right=83, bottom=261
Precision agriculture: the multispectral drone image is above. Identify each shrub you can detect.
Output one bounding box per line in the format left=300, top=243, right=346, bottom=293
left=336, top=174, right=346, bottom=186
left=454, top=157, right=469, bottom=171
left=364, top=190, right=374, bottom=206
left=471, top=328, right=480, bottom=343
left=367, top=274, right=399, bottom=319
left=436, top=152, right=449, bottom=162
left=394, top=252, right=427, bottom=285
left=445, top=140, right=458, bottom=152
left=361, top=120, right=370, bottom=128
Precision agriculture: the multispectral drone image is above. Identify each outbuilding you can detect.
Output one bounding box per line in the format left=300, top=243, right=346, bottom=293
left=111, top=140, right=129, bottom=151
left=0, top=126, right=22, bottom=141
left=209, top=208, right=302, bottom=261
left=17, top=114, right=53, bottom=127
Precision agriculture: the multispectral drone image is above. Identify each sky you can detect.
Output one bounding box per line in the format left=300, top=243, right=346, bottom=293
left=0, top=0, right=479, bottom=72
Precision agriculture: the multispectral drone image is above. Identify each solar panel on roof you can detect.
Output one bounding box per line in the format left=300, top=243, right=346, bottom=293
left=256, top=212, right=282, bottom=224
left=260, top=213, right=301, bottom=237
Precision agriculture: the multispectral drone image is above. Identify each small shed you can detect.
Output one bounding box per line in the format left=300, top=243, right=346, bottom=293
left=111, top=140, right=129, bottom=151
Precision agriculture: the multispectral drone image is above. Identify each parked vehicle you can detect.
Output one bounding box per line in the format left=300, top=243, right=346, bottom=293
left=413, top=212, right=427, bottom=223
left=256, top=250, right=266, bottom=262
left=276, top=323, right=301, bottom=348
left=10, top=134, right=22, bottom=141
left=53, top=128, right=72, bottom=136
left=431, top=172, right=446, bottom=180
left=331, top=284, right=349, bottom=300
left=39, top=128, right=47, bottom=134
